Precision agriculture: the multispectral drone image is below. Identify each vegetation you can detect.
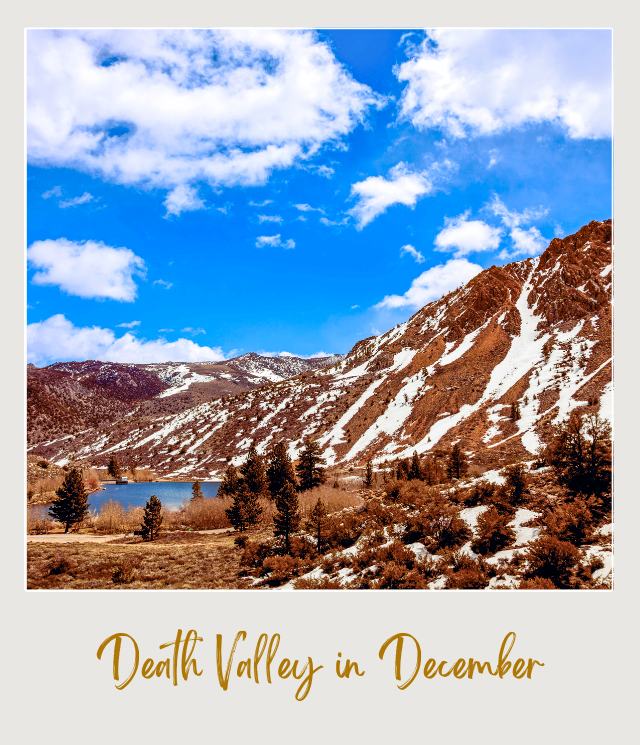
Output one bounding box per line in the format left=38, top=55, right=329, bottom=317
left=107, top=456, right=122, bottom=480
left=296, top=438, right=326, bottom=491
left=225, top=480, right=263, bottom=533
left=191, top=480, right=204, bottom=500
left=138, top=496, right=163, bottom=542
left=48, top=467, right=89, bottom=533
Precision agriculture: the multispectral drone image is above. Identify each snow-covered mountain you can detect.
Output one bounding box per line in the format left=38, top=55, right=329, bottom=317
left=29, top=220, right=611, bottom=478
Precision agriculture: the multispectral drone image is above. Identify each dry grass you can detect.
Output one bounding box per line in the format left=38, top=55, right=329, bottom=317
left=27, top=530, right=254, bottom=589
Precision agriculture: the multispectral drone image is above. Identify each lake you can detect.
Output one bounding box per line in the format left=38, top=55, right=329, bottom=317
left=90, top=481, right=220, bottom=511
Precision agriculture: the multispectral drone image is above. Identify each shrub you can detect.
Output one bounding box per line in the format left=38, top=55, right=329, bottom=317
left=293, top=575, right=343, bottom=589
left=262, top=555, right=306, bottom=586
left=111, top=558, right=136, bottom=585
left=503, top=464, right=529, bottom=506
left=519, top=577, right=556, bottom=589
left=48, top=557, right=72, bottom=576
left=524, top=535, right=581, bottom=588
left=405, top=502, right=471, bottom=552
left=94, top=500, right=126, bottom=534
left=464, top=480, right=496, bottom=506
left=444, top=554, right=489, bottom=589
left=471, top=507, right=515, bottom=555
left=546, top=500, right=593, bottom=545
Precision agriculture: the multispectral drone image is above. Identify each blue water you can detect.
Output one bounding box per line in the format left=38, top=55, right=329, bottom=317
left=89, top=481, right=220, bottom=512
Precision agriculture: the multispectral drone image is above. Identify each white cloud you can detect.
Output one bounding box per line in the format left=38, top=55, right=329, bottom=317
left=59, top=191, right=94, bottom=208
left=500, top=226, right=548, bottom=260
left=349, top=163, right=433, bottom=228
left=488, top=194, right=550, bottom=259
left=27, top=29, right=383, bottom=207
left=181, top=326, right=206, bottom=336
left=397, top=29, right=611, bottom=139
left=42, top=185, right=62, bottom=199
left=164, top=184, right=204, bottom=216
left=257, top=214, right=283, bottom=223
left=117, top=320, right=141, bottom=329
left=435, top=213, right=502, bottom=257
left=400, top=243, right=425, bottom=264
left=27, top=314, right=225, bottom=365
left=27, top=238, right=145, bottom=301
left=488, top=194, right=548, bottom=229
left=153, top=279, right=173, bottom=289
left=295, top=203, right=324, bottom=213
left=375, top=258, right=482, bottom=310
left=255, top=234, right=296, bottom=249
left=249, top=199, right=273, bottom=207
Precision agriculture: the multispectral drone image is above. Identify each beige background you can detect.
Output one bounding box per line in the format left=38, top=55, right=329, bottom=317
left=2, top=1, right=638, bottom=742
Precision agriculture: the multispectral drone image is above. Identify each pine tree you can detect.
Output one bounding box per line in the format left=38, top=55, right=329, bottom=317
left=504, top=464, right=528, bottom=506
left=240, top=444, right=267, bottom=496
left=191, top=480, right=204, bottom=500
left=364, top=459, right=374, bottom=488
left=107, top=456, right=122, bottom=480
left=139, top=495, right=163, bottom=541
left=267, top=441, right=297, bottom=499
left=273, top=481, right=301, bottom=554
left=546, top=413, right=611, bottom=503
left=225, top=481, right=263, bottom=533
left=306, top=498, right=327, bottom=552
left=408, top=451, right=423, bottom=480
left=296, top=438, right=326, bottom=491
left=447, top=443, right=467, bottom=481
left=48, top=466, right=89, bottom=533
left=218, top=463, right=242, bottom=497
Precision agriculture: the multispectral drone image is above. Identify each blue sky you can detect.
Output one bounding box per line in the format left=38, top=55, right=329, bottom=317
left=26, top=29, right=612, bottom=365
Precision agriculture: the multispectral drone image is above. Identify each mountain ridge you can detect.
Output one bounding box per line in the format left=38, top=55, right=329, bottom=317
left=28, top=219, right=611, bottom=480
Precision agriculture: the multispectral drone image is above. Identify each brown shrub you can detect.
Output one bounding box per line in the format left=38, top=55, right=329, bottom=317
left=471, top=507, right=515, bottom=555
left=293, top=575, right=343, bottom=589
left=94, top=500, right=127, bottom=534
left=444, top=553, right=489, bottom=589
left=545, top=500, right=593, bottom=545
left=463, top=480, right=496, bottom=507
left=404, top=502, right=471, bottom=552
left=524, top=535, right=581, bottom=588
left=262, top=555, right=307, bottom=586
left=519, top=577, right=556, bottom=589
left=111, top=557, right=136, bottom=584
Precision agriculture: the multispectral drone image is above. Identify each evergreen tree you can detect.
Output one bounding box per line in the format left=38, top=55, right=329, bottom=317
left=546, top=414, right=612, bottom=503
left=139, top=495, right=163, bottom=541
left=447, top=443, right=467, bottom=481
left=266, top=441, right=297, bottom=499
left=218, top=463, right=242, bottom=497
left=306, top=498, right=327, bottom=552
left=510, top=402, right=521, bottom=421
left=504, top=463, right=528, bottom=506
left=408, top=451, right=423, bottom=480
left=48, top=466, right=89, bottom=533
left=225, top=481, right=263, bottom=533
left=296, top=438, right=326, bottom=491
left=364, top=459, right=374, bottom=488
left=191, top=480, right=204, bottom=500
left=273, top=481, right=301, bottom=554
left=107, top=456, right=122, bottom=480
left=240, top=444, right=267, bottom=496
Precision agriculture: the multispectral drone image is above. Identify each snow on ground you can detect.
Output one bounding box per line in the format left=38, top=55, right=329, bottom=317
left=459, top=505, right=489, bottom=530
left=583, top=545, right=613, bottom=584
left=599, top=382, right=613, bottom=422
left=487, top=574, right=519, bottom=589
left=481, top=469, right=506, bottom=485
left=510, top=508, right=540, bottom=546
left=154, top=364, right=215, bottom=397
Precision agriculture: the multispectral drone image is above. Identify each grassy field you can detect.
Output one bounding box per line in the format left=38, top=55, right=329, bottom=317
left=27, top=530, right=253, bottom=589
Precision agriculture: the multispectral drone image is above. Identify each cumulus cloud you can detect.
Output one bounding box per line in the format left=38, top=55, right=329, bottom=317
left=27, top=29, right=383, bottom=209
left=397, top=29, right=611, bottom=139
left=27, top=314, right=225, bottom=365
left=375, top=258, right=482, bottom=310
left=349, top=163, right=433, bottom=228
left=488, top=194, right=550, bottom=259
left=255, top=234, right=296, bottom=249
left=435, top=213, right=503, bottom=257
left=400, top=243, right=425, bottom=264
left=27, top=238, right=145, bottom=301
left=164, top=184, right=205, bottom=216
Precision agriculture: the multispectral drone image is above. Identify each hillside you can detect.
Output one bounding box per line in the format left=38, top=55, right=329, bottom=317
left=28, top=220, right=611, bottom=480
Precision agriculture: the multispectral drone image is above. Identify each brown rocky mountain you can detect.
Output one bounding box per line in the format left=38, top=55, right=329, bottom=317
left=27, top=353, right=340, bottom=448
left=29, top=220, right=611, bottom=479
